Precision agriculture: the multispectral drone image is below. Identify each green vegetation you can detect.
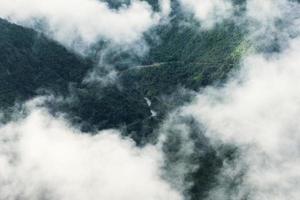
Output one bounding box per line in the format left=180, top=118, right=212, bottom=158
left=0, top=10, right=247, bottom=142
left=0, top=5, right=249, bottom=199
left=0, top=19, right=91, bottom=107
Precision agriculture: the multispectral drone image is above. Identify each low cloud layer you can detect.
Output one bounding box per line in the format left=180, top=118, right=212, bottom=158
left=159, top=0, right=171, bottom=17
left=1, top=0, right=300, bottom=199
left=187, top=37, right=300, bottom=200
left=0, top=104, right=182, bottom=200
left=0, top=0, right=170, bottom=52
left=245, top=0, right=300, bottom=50
left=179, top=0, right=234, bottom=29
left=179, top=0, right=300, bottom=199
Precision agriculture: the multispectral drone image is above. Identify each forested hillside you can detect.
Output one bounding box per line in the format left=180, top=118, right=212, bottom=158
left=0, top=1, right=299, bottom=200
left=0, top=12, right=245, bottom=198
left=0, top=19, right=91, bottom=107
left=0, top=5, right=246, bottom=141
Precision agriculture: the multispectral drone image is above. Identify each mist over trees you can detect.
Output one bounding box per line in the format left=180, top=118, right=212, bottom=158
left=0, top=0, right=299, bottom=200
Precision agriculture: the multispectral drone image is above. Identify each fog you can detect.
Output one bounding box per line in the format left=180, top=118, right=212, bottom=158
left=0, top=0, right=300, bottom=199
left=0, top=0, right=170, bottom=52
left=0, top=100, right=182, bottom=200
left=177, top=0, right=300, bottom=199
left=179, top=0, right=234, bottom=29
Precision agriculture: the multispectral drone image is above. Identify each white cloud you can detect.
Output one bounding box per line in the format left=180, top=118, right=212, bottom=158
left=193, top=39, right=300, bottom=200
left=159, top=0, right=171, bottom=17
left=0, top=106, right=182, bottom=200
left=180, top=1, right=300, bottom=197
left=246, top=0, right=284, bottom=22
left=179, top=0, right=233, bottom=29
left=0, top=0, right=169, bottom=52
left=244, top=0, right=299, bottom=49
left=186, top=36, right=300, bottom=151
left=154, top=0, right=300, bottom=199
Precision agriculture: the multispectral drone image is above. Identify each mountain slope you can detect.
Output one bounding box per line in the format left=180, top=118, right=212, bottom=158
left=0, top=9, right=245, bottom=200
left=0, top=12, right=245, bottom=142
left=0, top=19, right=91, bottom=107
